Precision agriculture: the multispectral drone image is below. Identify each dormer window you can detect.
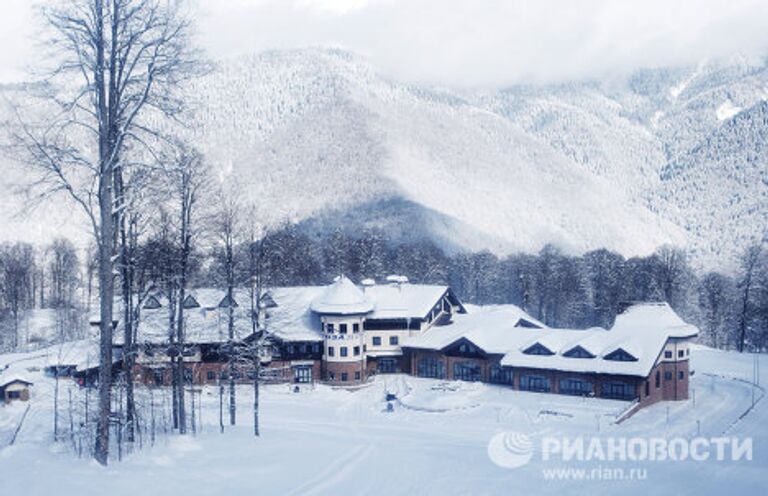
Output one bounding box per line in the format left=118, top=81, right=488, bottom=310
left=604, top=348, right=638, bottom=362
left=219, top=294, right=239, bottom=308
left=143, top=296, right=162, bottom=309
left=523, top=342, right=555, bottom=356
left=260, top=292, right=278, bottom=308
left=516, top=319, right=542, bottom=329
left=563, top=345, right=594, bottom=359
left=183, top=295, right=200, bottom=309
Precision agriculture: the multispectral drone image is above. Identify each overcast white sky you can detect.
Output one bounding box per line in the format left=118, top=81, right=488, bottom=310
left=1, top=0, right=767, bottom=86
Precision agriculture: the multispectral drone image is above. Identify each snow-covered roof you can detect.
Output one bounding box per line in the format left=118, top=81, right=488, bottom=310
left=0, top=376, right=33, bottom=387
left=265, top=287, right=325, bottom=342
left=99, top=278, right=463, bottom=344
left=310, top=276, right=374, bottom=315
left=97, top=289, right=254, bottom=345
left=403, top=305, right=550, bottom=353
left=405, top=302, right=699, bottom=377
left=364, top=283, right=460, bottom=320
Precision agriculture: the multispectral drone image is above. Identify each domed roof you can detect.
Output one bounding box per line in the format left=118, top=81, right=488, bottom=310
left=310, top=275, right=374, bottom=315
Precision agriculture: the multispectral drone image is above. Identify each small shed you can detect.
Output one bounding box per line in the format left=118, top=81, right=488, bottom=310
left=0, top=378, right=33, bottom=403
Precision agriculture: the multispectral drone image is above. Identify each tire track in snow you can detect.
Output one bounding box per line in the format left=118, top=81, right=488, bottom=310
left=283, top=443, right=376, bottom=496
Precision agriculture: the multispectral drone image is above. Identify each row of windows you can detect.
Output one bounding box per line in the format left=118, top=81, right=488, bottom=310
left=414, top=359, right=639, bottom=400
left=653, top=369, right=686, bottom=389
left=327, top=371, right=361, bottom=382
left=664, top=349, right=690, bottom=359
left=489, top=365, right=514, bottom=385
left=327, top=346, right=361, bottom=357
left=371, top=336, right=399, bottom=346
left=417, top=358, right=446, bottom=379
left=325, top=323, right=360, bottom=334
left=286, top=343, right=321, bottom=355
left=151, top=368, right=256, bottom=384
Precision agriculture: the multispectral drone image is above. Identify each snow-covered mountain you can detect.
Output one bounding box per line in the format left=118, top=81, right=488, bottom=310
left=184, top=49, right=765, bottom=270
left=3, top=49, right=766, bottom=271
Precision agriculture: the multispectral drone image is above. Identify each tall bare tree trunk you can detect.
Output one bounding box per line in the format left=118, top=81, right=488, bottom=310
left=95, top=169, right=115, bottom=466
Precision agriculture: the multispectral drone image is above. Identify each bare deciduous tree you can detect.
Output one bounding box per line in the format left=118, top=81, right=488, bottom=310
left=8, top=0, right=200, bottom=465
left=164, top=143, right=208, bottom=435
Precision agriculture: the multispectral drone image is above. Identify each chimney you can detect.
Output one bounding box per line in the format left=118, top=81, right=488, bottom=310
left=361, top=278, right=375, bottom=294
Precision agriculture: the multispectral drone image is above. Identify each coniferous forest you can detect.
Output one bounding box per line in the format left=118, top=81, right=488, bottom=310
left=2, top=226, right=766, bottom=354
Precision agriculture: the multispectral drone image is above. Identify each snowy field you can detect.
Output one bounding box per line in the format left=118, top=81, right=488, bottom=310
left=1, top=346, right=766, bottom=495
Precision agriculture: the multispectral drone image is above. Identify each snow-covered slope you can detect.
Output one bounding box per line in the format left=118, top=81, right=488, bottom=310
left=186, top=49, right=767, bottom=267
left=186, top=49, right=686, bottom=258
left=3, top=49, right=767, bottom=269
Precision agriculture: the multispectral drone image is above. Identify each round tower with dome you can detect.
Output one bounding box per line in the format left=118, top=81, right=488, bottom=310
left=310, top=275, right=373, bottom=383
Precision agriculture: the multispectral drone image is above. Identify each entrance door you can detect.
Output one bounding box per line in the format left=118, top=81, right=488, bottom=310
left=378, top=358, right=399, bottom=374
left=294, top=366, right=312, bottom=383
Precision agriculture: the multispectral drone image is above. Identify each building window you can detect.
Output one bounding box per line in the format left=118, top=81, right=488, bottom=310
left=353, top=323, right=360, bottom=333
left=341, top=372, right=348, bottom=382
left=329, top=372, right=335, bottom=381
left=326, top=323, right=334, bottom=333
left=207, top=371, right=216, bottom=381
left=7, top=390, right=21, bottom=399
left=417, top=358, right=445, bottom=379
left=355, top=371, right=361, bottom=380
left=563, top=346, right=594, bottom=359
left=353, top=346, right=360, bottom=356
left=655, top=370, right=660, bottom=388
left=288, top=345, right=295, bottom=354
left=678, top=371, right=684, bottom=380
left=664, top=351, right=672, bottom=359
left=328, top=346, right=335, bottom=357
left=299, top=344, right=307, bottom=354
left=489, top=365, right=513, bottom=385
left=678, top=350, right=685, bottom=358
left=340, top=347, right=348, bottom=357
left=339, top=324, right=348, bottom=334
left=645, top=381, right=650, bottom=396
left=453, top=361, right=482, bottom=381
left=601, top=381, right=636, bottom=400
left=389, top=336, right=399, bottom=346
left=664, top=371, right=672, bottom=381
left=458, top=342, right=476, bottom=354
left=520, top=374, right=550, bottom=392
left=312, top=343, right=320, bottom=353
left=378, top=358, right=399, bottom=374
left=294, top=366, right=312, bottom=383
left=559, top=378, right=594, bottom=396
left=372, top=336, right=382, bottom=346
left=153, top=369, right=165, bottom=385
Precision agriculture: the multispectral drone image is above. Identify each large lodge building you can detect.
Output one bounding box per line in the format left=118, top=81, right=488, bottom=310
left=105, top=275, right=698, bottom=413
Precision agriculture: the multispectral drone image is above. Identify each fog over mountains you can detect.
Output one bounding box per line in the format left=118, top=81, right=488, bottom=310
left=3, top=48, right=767, bottom=271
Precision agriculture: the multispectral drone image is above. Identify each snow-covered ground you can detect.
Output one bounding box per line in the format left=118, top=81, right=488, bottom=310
left=0, top=346, right=766, bottom=495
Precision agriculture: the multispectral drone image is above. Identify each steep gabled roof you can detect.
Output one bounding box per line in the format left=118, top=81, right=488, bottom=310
left=0, top=377, right=33, bottom=388
left=364, top=284, right=464, bottom=320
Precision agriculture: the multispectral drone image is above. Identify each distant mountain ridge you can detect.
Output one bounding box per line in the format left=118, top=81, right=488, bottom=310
left=187, top=49, right=765, bottom=270
left=2, top=49, right=766, bottom=271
